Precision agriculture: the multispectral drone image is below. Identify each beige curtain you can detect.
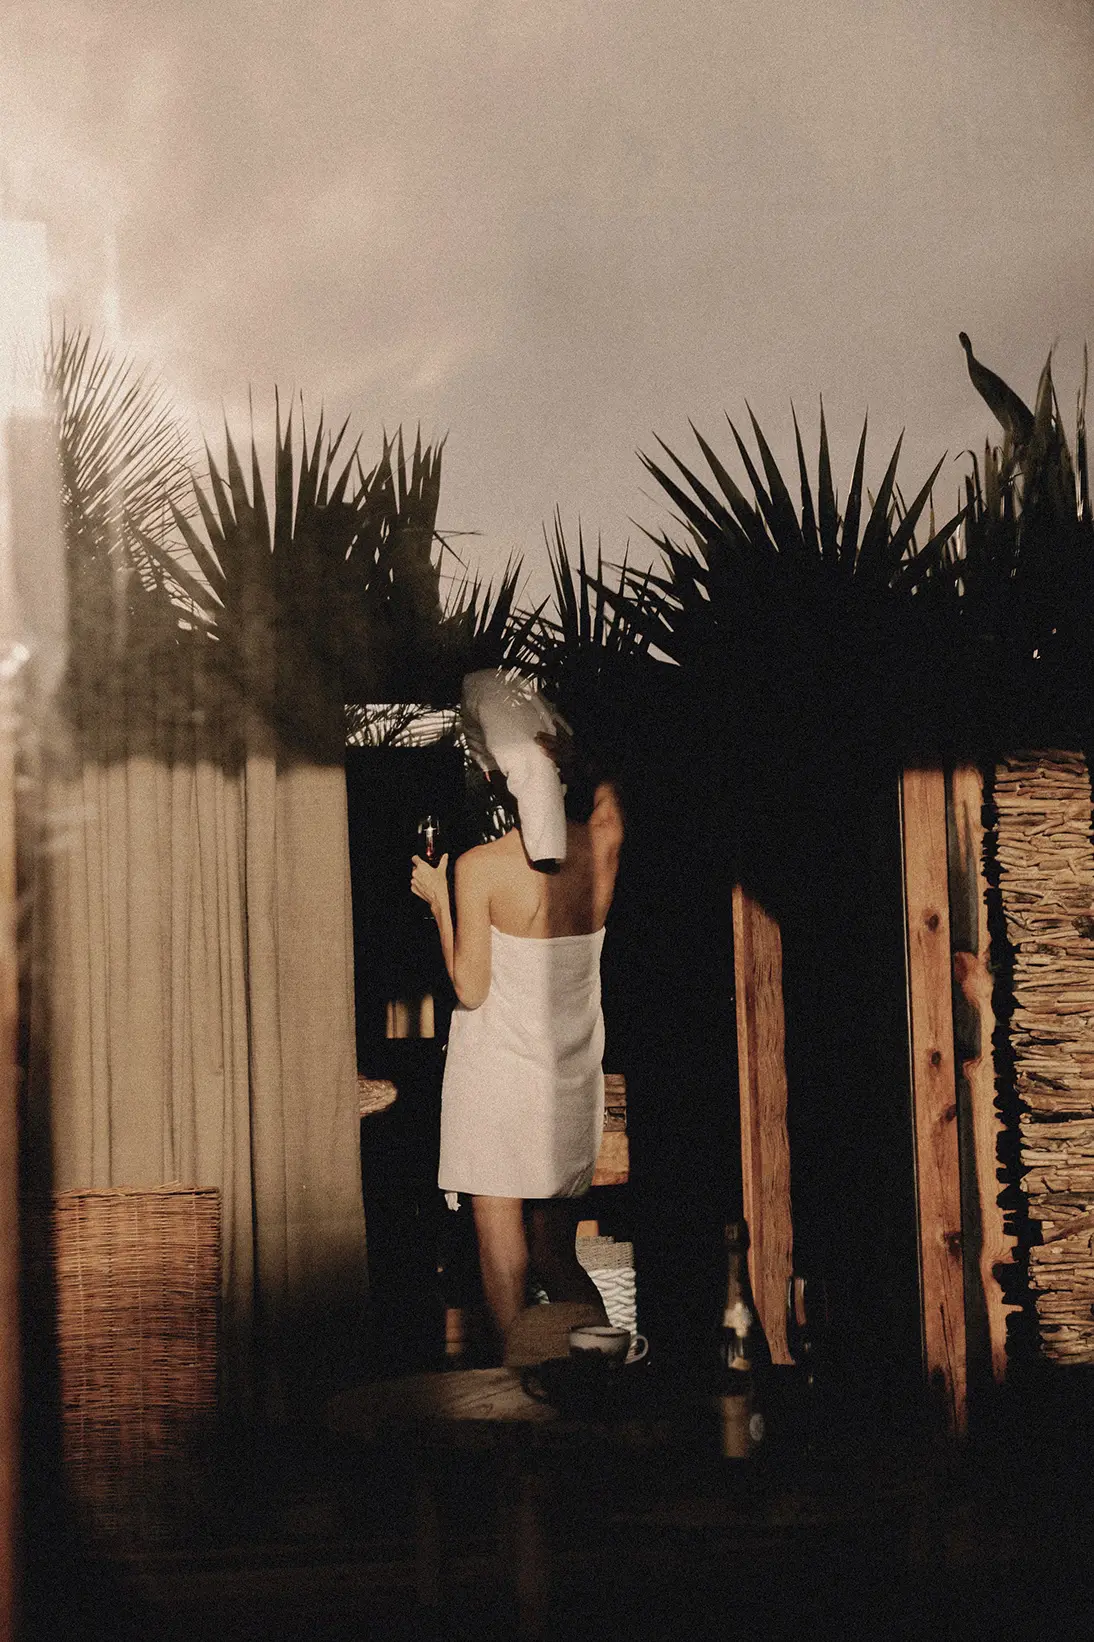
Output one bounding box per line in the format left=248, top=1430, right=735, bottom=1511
left=35, top=732, right=368, bottom=1419
left=15, top=354, right=449, bottom=1423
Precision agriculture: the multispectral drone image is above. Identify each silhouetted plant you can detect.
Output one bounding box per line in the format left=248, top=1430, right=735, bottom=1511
left=578, top=404, right=967, bottom=795
left=943, top=338, right=1094, bottom=744
left=48, top=325, right=540, bottom=758
left=45, top=322, right=197, bottom=737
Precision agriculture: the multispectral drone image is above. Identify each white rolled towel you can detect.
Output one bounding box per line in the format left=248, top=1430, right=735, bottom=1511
left=461, top=669, right=569, bottom=865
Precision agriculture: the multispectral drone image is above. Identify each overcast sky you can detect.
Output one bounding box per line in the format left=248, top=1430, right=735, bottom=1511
left=2, top=0, right=1093, bottom=603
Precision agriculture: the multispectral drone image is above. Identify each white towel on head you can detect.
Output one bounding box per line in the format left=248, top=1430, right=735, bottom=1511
left=461, top=669, right=569, bottom=864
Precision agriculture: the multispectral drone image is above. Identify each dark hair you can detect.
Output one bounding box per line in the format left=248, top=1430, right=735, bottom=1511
left=548, top=697, right=626, bottom=823
left=467, top=731, right=622, bottom=841
left=560, top=748, right=602, bottom=824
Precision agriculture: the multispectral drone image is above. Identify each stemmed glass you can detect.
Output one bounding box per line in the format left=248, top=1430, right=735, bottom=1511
left=416, top=813, right=441, bottom=868
left=415, top=814, right=443, bottom=920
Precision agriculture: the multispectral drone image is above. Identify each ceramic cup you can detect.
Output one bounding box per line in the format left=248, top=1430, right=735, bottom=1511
left=568, top=1324, right=649, bottom=1367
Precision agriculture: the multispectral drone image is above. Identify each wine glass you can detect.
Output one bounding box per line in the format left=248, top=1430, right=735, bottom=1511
left=415, top=814, right=442, bottom=922
left=416, top=813, right=441, bottom=867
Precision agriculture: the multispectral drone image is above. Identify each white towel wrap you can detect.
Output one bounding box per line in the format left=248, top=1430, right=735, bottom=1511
left=438, top=926, right=606, bottom=1200
left=460, top=669, right=569, bottom=865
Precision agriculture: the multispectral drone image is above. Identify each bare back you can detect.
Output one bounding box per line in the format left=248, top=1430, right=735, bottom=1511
left=478, top=782, right=623, bottom=939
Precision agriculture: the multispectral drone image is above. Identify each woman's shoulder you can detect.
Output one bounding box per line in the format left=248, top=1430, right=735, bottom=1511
left=457, top=832, right=520, bottom=872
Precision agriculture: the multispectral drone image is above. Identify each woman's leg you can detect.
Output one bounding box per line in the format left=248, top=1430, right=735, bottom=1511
left=471, top=1195, right=529, bottom=1352
left=526, top=1199, right=609, bottom=1317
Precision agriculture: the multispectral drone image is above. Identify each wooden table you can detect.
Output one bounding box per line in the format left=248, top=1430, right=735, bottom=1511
left=327, top=1365, right=679, bottom=1640
left=327, top=1368, right=944, bottom=1639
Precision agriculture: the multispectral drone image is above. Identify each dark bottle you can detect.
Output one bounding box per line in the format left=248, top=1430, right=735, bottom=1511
left=711, top=1219, right=770, bottom=1461
left=786, top=1272, right=828, bottom=1388
left=786, top=1270, right=831, bottom=1452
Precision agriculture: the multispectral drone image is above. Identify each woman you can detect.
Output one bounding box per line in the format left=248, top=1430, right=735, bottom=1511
left=410, top=729, right=624, bottom=1360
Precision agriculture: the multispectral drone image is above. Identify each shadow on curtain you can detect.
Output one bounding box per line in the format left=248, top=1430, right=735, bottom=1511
left=18, top=331, right=471, bottom=1420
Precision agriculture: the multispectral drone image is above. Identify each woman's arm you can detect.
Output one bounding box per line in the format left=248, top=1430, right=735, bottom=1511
left=590, top=781, right=624, bottom=851
left=410, top=848, right=493, bottom=1009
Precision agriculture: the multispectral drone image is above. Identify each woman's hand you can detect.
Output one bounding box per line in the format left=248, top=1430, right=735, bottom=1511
left=411, top=853, right=450, bottom=913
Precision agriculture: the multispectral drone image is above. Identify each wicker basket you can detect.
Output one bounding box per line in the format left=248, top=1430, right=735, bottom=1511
left=358, top=1076, right=398, bottom=1116
left=51, top=1186, right=220, bottom=1543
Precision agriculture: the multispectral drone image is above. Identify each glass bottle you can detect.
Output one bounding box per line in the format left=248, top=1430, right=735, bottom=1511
left=786, top=1269, right=830, bottom=1453
left=711, top=1219, right=770, bottom=1461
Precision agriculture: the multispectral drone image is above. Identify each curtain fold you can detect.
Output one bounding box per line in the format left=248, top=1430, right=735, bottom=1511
left=34, top=726, right=368, bottom=1419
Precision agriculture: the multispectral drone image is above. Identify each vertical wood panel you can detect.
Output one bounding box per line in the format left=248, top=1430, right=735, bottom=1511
left=901, top=767, right=967, bottom=1436
left=732, top=884, right=792, bottom=1364
left=948, top=764, right=1017, bottom=1391
left=0, top=669, right=19, bottom=1641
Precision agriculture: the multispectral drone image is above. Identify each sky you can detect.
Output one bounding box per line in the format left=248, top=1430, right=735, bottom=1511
left=2, top=0, right=1093, bottom=606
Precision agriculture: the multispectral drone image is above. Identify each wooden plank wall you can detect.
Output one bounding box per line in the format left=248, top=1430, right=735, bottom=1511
left=947, top=764, right=1017, bottom=1393
left=901, top=767, right=967, bottom=1435
left=733, top=768, right=1010, bottom=1427
left=731, top=884, right=793, bottom=1365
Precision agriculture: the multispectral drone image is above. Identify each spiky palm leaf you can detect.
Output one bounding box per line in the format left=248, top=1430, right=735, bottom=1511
left=579, top=405, right=966, bottom=770
left=134, top=400, right=419, bottom=755
left=438, top=553, right=543, bottom=678
left=641, top=404, right=961, bottom=605
left=347, top=427, right=445, bottom=657
left=45, top=322, right=196, bottom=703
left=48, top=326, right=537, bottom=748
left=526, top=512, right=659, bottom=704
left=338, top=426, right=538, bottom=702
left=480, top=513, right=666, bottom=786
left=46, top=322, right=194, bottom=550
left=143, top=400, right=543, bottom=742
left=947, top=343, right=1094, bottom=742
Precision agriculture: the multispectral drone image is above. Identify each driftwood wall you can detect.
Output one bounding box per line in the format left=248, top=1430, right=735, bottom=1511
left=897, top=749, right=1094, bottom=1432
left=737, top=752, right=1094, bottom=1435
left=993, top=751, right=1094, bottom=1364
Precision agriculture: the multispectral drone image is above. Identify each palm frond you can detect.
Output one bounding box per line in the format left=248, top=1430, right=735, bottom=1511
left=746, top=405, right=807, bottom=562
left=537, top=516, right=654, bottom=649
left=792, top=406, right=820, bottom=559
left=1078, top=344, right=1090, bottom=526
left=44, top=321, right=203, bottom=715
left=838, top=418, right=868, bottom=574
left=816, top=399, right=840, bottom=565
left=440, top=555, right=542, bottom=676
left=46, top=321, right=195, bottom=604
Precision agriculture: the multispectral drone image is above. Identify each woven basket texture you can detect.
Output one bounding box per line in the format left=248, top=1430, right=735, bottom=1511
left=51, top=1187, right=220, bottom=1542
left=575, top=1239, right=637, bottom=1334
left=357, top=1076, right=398, bottom=1116
left=524, top=1239, right=639, bottom=1335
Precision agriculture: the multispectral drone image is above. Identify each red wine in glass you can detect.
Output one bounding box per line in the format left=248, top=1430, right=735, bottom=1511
left=416, top=814, right=442, bottom=918
left=417, top=813, right=441, bottom=867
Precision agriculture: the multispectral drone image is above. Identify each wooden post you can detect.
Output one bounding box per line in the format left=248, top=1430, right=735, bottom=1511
left=731, top=884, right=793, bottom=1364
left=0, top=665, right=20, bottom=1642
left=901, top=767, right=967, bottom=1436
left=947, top=764, right=1017, bottom=1393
